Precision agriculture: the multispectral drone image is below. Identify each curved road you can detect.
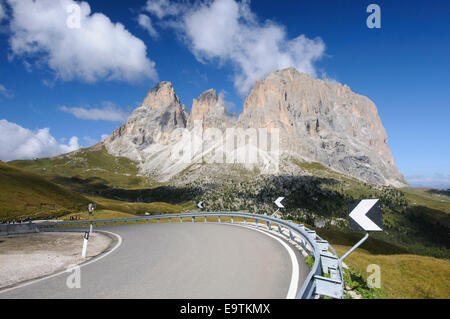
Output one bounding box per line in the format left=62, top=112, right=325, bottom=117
left=0, top=223, right=309, bottom=298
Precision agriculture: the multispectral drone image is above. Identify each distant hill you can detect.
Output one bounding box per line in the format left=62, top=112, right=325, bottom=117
left=0, top=161, right=90, bottom=221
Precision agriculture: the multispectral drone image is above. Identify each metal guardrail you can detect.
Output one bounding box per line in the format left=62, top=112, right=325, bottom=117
left=36, top=212, right=344, bottom=299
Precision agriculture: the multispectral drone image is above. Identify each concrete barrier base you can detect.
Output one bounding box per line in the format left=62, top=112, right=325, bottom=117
left=0, top=223, right=40, bottom=236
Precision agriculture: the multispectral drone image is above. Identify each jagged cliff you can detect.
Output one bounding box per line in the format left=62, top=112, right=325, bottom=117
left=104, top=67, right=406, bottom=186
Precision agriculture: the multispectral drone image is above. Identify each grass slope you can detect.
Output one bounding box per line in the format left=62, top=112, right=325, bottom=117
left=9, top=144, right=195, bottom=215
left=317, top=228, right=450, bottom=298
left=0, top=161, right=90, bottom=221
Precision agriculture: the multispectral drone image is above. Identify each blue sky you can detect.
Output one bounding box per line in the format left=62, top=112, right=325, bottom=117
left=0, top=0, right=449, bottom=188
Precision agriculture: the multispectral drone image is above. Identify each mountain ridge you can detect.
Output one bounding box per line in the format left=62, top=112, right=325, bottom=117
left=104, top=67, right=406, bottom=187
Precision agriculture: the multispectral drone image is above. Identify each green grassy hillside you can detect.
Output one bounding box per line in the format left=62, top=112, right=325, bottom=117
left=0, top=161, right=90, bottom=221
left=9, top=144, right=196, bottom=215
left=6, top=146, right=450, bottom=298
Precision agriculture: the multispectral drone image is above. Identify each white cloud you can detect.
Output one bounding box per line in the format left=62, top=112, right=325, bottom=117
left=59, top=102, right=129, bottom=122
left=0, top=84, right=13, bottom=98
left=0, top=119, right=80, bottom=161
left=0, top=2, right=6, bottom=22
left=144, top=0, right=182, bottom=19
left=138, top=14, right=158, bottom=38
left=83, top=136, right=98, bottom=146
left=7, top=0, right=157, bottom=83
left=406, top=173, right=450, bottom=189
left=147, top=0, right=325, bottom=94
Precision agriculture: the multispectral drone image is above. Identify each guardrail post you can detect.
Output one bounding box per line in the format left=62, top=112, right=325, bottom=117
left=266, top=221, right=271, bottom=230
left=180, top=217, right=183, bottom=223
left=135, top=220, right=138, bottom=225
left=289, top=229, right=294, bottom=240
left=157, top=218, right=160, bottom=224
left=244, top=217, right=247, bottom=225
left=218, top=216, right=221, bottom=223
left=192, top=216, right=195, bottom=223
left=204, top=216, right=207, bottom=223
left=278, top=224, right=282, bottom=234
left=146, top=218, right=149, bottom=224
left=169, top=217, right=172, bottom=223
left=255, top=218, right=258, bottom=228
left=231, top=216, right=234, bottom=224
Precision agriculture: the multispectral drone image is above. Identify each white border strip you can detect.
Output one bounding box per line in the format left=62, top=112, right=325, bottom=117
left=0, top=230, right=122, bottom=294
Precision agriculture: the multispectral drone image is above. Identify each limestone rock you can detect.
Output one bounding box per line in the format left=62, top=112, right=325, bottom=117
left=103, top=68, right=406, bottom=186
left=237, top=68, right=406, bottom=186
left=105, top=81, right=189, bottom=161
left=188, top=89, right=235, bottom=129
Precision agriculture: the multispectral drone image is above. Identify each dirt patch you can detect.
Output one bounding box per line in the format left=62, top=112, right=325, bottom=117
left=0, top=231, right=113, bottom=289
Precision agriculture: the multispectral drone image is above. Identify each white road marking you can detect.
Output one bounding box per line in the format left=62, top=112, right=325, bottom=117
left=0, top=230, right=122, bottom=294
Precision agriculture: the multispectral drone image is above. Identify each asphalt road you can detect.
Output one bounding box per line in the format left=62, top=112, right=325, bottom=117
left=0, top=223, right=309, bottom=298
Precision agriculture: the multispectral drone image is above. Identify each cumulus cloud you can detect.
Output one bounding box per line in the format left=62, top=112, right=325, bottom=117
left=0, top=119, right=80, bottom=161
left=59, top=102, right=129, bottom=122
left=146, top=0, right=325, bottom=94
left=6, top=0, right=157, bottom=83
left=138, top=14, right=158, bottom=38
left=0, top=84, right=13, bottom=98
left=144, top=0, right=182, bottom=19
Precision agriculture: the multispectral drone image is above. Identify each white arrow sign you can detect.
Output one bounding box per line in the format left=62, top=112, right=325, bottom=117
left=274, top=197, right=285, bottom=208
left=197, top=201, right=204, bottom=209
left=349, top=199, right=382, bottom=231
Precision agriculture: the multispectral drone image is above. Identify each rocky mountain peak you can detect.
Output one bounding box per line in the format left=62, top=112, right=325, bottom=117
left=141, top=81, right=181, bottom=110
left=189, top=88, right=235, bottom=129
left=104, top=68, right=406, bottom=186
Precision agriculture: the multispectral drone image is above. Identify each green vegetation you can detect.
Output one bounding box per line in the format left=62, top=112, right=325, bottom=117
left=10, top=144, right=152, bottom=190
left=61, top=210, right=137, bottom=221
left=8, top=145, right=199, bottom=219
left=312, top=227, right=450, bottom=299
left=305, top=256, right=315, bottom=270
left=90, top=196, right=193, bottom=215
left=343, top=267, right=388, bottom=299
left=5, top=149, right=450, bottom=299
left=0, top=161, right=89, bottom=221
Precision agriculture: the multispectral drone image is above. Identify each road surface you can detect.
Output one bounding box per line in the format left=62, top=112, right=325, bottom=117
left=0, top=223, right=309, bottom=298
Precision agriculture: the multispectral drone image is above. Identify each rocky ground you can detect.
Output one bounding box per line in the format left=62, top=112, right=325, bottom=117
left=0, top=231, right=112, bottom=289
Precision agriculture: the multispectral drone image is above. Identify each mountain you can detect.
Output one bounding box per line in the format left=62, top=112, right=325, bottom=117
left=105, top=67, right=406, bottom=187
left=0, top=161, right=89, bottom=221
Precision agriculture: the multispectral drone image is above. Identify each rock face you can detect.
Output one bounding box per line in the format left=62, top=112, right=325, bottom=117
left=104, top=68, right=406, bottom=186
left=105, top=81, right=189, bottom=161
left=237, top=68, right=405, bottom=186
left=188, top=89, right=235, bottom=129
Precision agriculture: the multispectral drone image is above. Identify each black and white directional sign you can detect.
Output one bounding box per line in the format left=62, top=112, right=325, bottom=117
left=274, top=197, right=285, bottom=208
left=197, top=201, right=204, bottom=209
left=348, top=199, right=382, bottom=231
left=88, top=203, right=96, bottom=214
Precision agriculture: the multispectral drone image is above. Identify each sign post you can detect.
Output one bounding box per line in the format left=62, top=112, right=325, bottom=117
left=88, top=203, right=96, bottom=235
left=271, top=197, right=284, bottom=217
left=88, top=203, right=96, bottom=215
left=81, top=231, right=89, bottom=258
left=340, top=199, right=382, bottom=264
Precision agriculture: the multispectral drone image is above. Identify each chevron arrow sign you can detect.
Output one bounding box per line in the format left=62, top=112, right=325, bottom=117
left=348, top=199, right=382, bottom=231
left=197, top=201, right=204, bottom=209
left=274, top=197, right=285, bottom=208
